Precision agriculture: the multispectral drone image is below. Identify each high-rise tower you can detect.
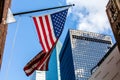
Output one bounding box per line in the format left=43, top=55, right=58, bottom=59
left=60, top=29, right=112, bottom=80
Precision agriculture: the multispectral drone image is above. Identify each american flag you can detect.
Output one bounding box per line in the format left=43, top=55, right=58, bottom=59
left=24, top=9, right=68, bottom=76
left=33, top=9, right=68, bottom=52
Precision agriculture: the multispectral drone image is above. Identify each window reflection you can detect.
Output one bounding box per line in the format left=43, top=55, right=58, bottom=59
left=72, top=35, right=111, bottom=80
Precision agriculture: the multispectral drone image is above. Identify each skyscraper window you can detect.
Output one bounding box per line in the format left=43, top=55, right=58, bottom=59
left=60, top=29, right=112, bottom=80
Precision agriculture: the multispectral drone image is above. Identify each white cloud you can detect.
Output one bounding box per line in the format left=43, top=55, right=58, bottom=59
left=66, top=0, right=111, bottom=33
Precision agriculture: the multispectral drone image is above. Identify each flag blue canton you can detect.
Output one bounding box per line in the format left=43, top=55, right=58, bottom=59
left=51, top=9, right=68, bottom=38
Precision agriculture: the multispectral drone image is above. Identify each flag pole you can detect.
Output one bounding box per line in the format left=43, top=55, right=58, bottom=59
left=13, top=4, right=75, bottom=16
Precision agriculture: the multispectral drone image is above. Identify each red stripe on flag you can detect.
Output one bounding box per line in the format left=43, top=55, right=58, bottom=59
left=25, top=68, right=35, bottom=76
left=24, top=40, right=58, bottom=76
left=23, top=51, right=46, bottom=76
left=39, top=17, right=50, bottom=51
left=45, top=15, right=55, bottom=45
left=24, top=51, right=45, bottom=70
left=33, top=17, right=46, bottom=51
left=36, top=39, right=58, bottom=70
left=23, top=51, right=51, bottom=76
left=39, top=54, right=50, bottom=71
left=36, top=51, right=51, bottom=70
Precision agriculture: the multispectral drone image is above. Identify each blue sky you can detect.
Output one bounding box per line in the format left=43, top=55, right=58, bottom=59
left=0, top=0, right=115, bottom=80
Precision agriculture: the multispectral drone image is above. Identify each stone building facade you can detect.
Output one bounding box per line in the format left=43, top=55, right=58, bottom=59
left=0, top=0, right=11, bottom=68
left=106, top=0, right=120, bottom=51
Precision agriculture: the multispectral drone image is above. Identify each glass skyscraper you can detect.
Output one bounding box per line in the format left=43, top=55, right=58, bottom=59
left=31, top=41, right=62, bottom=80
left=60, top=29, right=112, bottom=80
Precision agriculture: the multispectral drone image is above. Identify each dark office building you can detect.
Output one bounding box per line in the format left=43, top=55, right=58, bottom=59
left=59, top=29, right=112, bottom=80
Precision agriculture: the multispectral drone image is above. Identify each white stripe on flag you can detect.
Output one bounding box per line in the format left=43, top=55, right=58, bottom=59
left=48, top=15, right=56, bottom=42
left=36, top=17, right=48, bottom=52
left=42, top=16, right=52, bottom=49
left=25, top=62, right=39, bottom=74
left=37, top=53, right=51, bottom=70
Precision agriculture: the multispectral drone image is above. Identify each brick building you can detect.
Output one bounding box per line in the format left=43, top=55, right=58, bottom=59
left=0, top=0, right=11, bottom=68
